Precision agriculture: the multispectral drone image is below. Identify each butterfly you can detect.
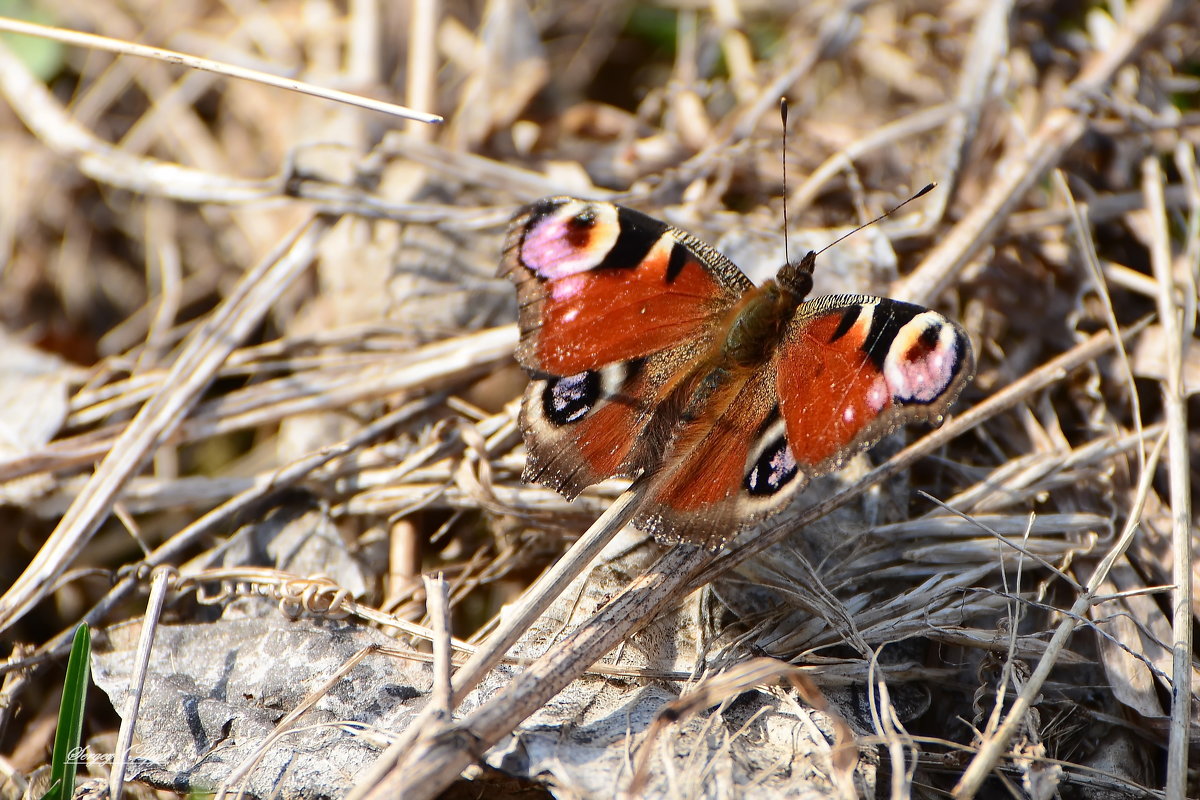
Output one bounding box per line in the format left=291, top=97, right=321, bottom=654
left=499, top=197, right=974, bottom=549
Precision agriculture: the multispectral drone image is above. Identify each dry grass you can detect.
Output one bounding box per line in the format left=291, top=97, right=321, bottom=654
left=0, top=1, right=1196, bottom=799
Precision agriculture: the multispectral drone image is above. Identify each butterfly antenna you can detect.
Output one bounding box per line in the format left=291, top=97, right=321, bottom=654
left=813, top=182, right=936, bottom=258
left=780, top=97, right=791, bottom=265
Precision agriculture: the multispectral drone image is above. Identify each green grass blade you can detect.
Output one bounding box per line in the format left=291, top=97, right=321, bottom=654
left=43, top=622, right=91, bottom=800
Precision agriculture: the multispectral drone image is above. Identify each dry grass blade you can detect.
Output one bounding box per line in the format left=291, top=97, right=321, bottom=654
left=0, top=218, right=328, bottom=633
left=1145, top=151, right=1194, bottom=800
left=954, top=432, right=1168, bottom=798
left=896, top=0, right=1179, bottom=305
left=0, top=17, right=442, bottom=124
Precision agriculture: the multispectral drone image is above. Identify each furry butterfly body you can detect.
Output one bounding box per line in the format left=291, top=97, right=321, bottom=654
left=500, top=197, right=973, bottom=548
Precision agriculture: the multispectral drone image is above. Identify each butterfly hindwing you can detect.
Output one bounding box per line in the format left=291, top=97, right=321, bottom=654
left=518, top=348, right=695, bottom=498
left=635, top=365, right=790, bottom=547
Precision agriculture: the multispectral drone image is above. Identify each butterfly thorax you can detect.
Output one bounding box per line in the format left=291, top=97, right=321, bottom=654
left=721, top=281, right=802, bottom=367
left=719, top=252, right=815, bottom=368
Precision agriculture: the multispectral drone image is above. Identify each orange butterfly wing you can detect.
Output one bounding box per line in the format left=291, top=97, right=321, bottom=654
left=502, top=198, right=752, bottom=374
left=639, top=296, right=973, bottom=546
left=500, top=197, right=974, bottom=547
left=499, top=198, right=750, bottom=496
left=776, top=296, right=973, bottom=473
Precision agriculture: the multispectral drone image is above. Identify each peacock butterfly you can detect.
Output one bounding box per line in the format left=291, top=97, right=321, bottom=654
left=499, top=197, right=974, bottom=548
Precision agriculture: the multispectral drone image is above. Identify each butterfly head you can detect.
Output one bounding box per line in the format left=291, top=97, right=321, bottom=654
left=775, top=250, right=816, bottom=301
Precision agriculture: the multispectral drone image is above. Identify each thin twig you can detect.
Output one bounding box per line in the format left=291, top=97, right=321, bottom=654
left=107, top=566, right=173, bottom=800
left=0, top=17, right=441, bottom=123
left=346, top=481, right=649, bottom=800
left=1144, top=154, right=1193, bottom=800
left=896, top=0, right=1178, bottom=305
left=424, top=574, right=453, bottom=722
left=952, top=432, right=1168, bottom=798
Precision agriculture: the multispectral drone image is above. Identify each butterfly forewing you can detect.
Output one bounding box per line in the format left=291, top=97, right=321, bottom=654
left=501, top=197, right=751, bottom=374
left=775, top=296, right=973, bottom=476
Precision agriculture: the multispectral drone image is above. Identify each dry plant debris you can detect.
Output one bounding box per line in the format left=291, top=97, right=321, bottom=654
left=0, top=2, right=1197, bottom=799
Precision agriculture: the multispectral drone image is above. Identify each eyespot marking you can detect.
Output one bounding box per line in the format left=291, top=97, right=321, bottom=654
left=542, top=371, right=601, bottom=426
left=745, top=435, right=799, bottom=496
